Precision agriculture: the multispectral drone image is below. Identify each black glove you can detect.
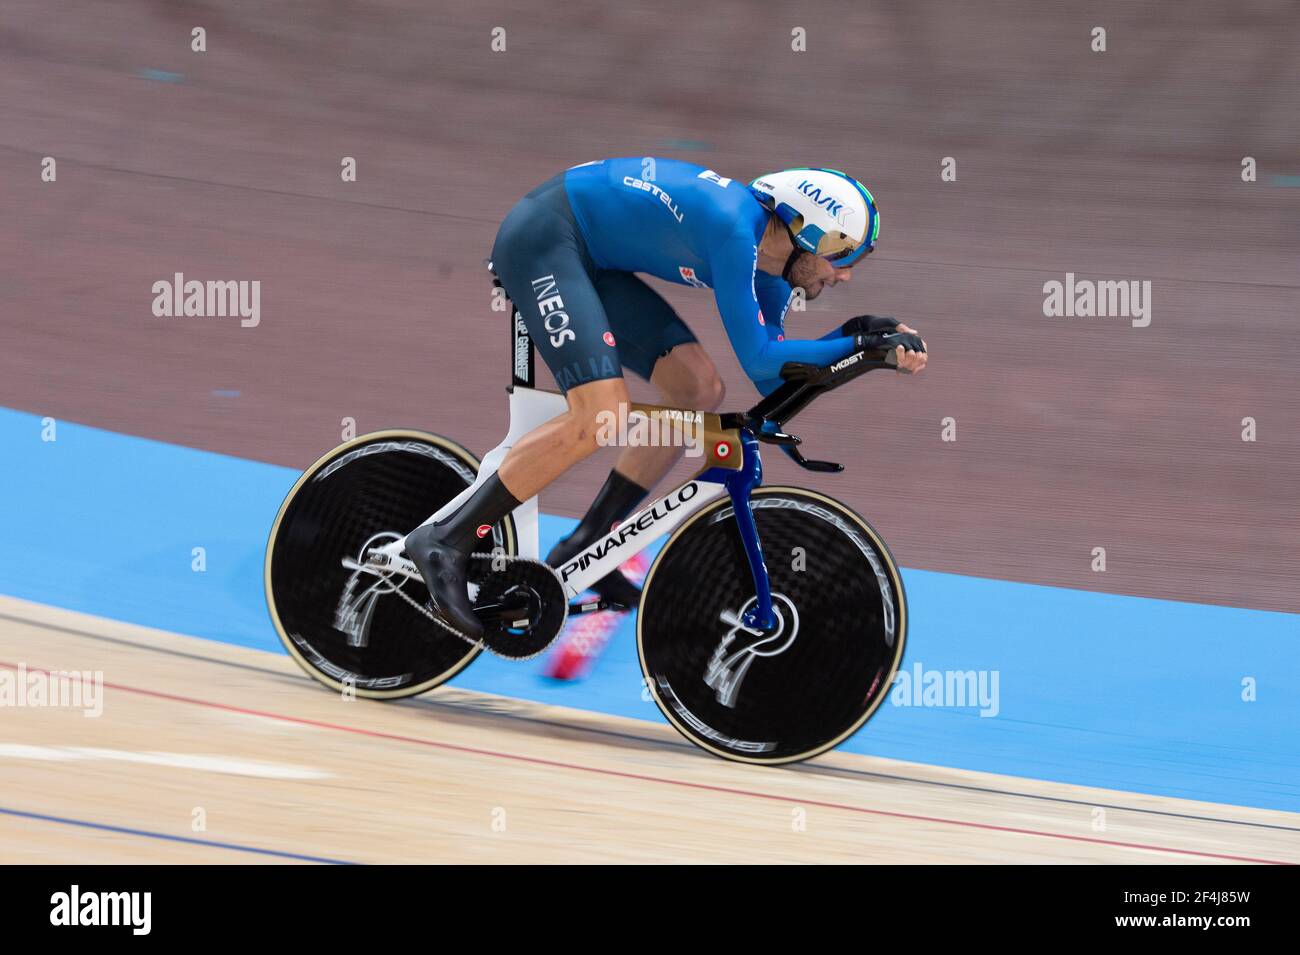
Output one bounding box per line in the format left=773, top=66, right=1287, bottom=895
left=854, top=330, right=926, bottom=355
left=838, top=314, right=901, bottom=337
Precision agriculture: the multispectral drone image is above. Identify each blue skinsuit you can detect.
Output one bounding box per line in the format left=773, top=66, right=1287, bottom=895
left=490, top=158, right=860, bottom=396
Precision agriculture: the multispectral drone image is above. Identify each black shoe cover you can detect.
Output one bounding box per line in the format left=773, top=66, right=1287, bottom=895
left=406, top=523, right=483, bottom=638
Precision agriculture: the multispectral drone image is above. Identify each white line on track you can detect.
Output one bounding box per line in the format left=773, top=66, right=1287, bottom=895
left=0, top=744, right=332, bottom=779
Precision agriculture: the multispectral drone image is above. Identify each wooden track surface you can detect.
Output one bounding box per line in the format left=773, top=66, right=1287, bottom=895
left=1, top=596, right=1296, bottom=865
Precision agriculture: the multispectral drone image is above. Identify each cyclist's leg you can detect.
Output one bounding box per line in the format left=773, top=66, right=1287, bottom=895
left=649, top=342, right=726, bottom=414
left=597, top=271, right=723, bottom=488
left=406, top=182, right=627, bottom=634
left=491, top=192, right=629, bottom=497
left=545, top=272, right=723, bottom=605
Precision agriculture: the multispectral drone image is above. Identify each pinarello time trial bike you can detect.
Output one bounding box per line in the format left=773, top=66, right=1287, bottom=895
left=264, top=268, right=907, bottom=764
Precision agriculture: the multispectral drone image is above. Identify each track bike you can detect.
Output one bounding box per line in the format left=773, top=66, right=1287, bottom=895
left=265, top=280, right=908, bottom=764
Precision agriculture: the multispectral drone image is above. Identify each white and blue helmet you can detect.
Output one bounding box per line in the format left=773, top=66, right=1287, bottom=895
left=748, top=167, right=880, bottom=267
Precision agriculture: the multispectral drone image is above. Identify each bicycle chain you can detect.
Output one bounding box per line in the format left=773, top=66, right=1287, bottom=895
left=384, top=551, right=566, bottom=657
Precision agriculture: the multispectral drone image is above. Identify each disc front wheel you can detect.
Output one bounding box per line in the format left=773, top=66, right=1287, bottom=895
left=637, top=486, right=906, bottom=764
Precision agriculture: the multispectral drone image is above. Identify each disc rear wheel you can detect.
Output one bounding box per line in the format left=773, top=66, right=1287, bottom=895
left=265, top=430, right=516, bottom=699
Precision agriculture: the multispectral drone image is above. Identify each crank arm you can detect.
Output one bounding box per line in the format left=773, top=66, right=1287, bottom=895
left=477, top=607, right=534, bottom=631
left=341, top=553, right=422, bottom=582
left=568, top=596, right=628, bottom=615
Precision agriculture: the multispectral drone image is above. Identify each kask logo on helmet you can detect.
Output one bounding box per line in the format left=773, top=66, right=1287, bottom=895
left=796, top=179, right=846, bottom=219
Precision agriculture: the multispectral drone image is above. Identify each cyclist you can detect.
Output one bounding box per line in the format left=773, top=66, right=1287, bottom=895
left=407, top=158, right=927, bottom=636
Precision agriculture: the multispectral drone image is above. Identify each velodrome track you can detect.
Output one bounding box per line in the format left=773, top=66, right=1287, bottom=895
left=2, top=408, right=1297, bottom=864
left=3, top=597, right=1297, bottom=865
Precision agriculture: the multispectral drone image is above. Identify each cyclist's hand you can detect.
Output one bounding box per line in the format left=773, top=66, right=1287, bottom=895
left=838, top=314, right=901, bottom=337
left=854, top=328, right=927, bottom=374
left=893, top=323, right=927, bottom=373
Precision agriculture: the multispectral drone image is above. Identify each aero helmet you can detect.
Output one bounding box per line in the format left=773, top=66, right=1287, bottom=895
left=748, top=167, right=880, bottom=268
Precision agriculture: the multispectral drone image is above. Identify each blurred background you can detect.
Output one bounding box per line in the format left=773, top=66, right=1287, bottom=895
left=3, top=0, right=1297, bottom=609
left=2, top=1, right=1300, bottom=865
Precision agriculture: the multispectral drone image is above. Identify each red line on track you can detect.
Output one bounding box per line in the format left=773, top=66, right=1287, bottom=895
left=1, top=660, right=1290, bottom=864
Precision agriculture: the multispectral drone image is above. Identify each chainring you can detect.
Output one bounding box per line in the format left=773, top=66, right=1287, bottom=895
left=471, top=555, right=568, bottom=660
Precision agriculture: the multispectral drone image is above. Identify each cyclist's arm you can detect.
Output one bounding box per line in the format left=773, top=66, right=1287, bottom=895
left=758, top=273, right=863, bottom=348
left=712, top=236, right=858, bottom=386
left=818, top=315, right=900, bottom=341
left=817, top=325, right=855, bottom=342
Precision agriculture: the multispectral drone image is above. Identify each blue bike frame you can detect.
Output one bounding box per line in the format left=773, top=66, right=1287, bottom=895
left=700, top=429, right=776, bottom=631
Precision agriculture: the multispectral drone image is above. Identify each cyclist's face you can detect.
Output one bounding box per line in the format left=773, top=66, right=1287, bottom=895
left=789, top=253, right=852, bottom=300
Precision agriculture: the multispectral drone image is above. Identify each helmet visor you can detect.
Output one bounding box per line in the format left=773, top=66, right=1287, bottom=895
left=814, top=204, right=878, bottom=267
left=822, top=240, right=873, bottom=265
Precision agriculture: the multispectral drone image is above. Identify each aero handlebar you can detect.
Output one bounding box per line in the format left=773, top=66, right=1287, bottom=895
left=720, top=347, right=899, bottom=473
